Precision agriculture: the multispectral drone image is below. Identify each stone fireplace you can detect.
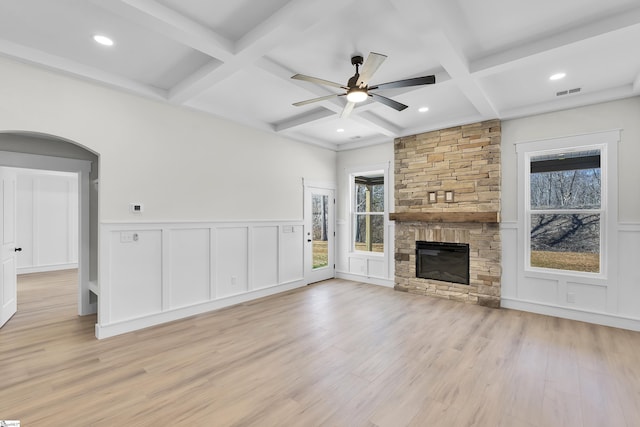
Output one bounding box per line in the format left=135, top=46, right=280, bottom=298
left=391, top=120, right=501, bottom=308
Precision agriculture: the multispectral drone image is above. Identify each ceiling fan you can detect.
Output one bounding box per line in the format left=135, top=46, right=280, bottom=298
left=291, top=52, right=435, bottom=118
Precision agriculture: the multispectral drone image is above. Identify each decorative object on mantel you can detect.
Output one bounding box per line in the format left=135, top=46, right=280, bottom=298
left=428, top=191, right=437, bottom=203
left=389, top=211, right=500, bottom=223
left=445, top=190, right=454, bottom=202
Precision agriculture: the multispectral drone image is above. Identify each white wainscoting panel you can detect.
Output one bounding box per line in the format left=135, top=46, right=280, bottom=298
left=367, top=258, right=385, bottom=279
left=216, top=227, right=249, bottom=298
left=618, top=224, right=640, bottom=319
left=500, top=223, right=518, bottom=299
left=348, top=258, right=366, bottom=276
left=97, top=221, right=305, bottom=339
left=109, top=229, right=162, bottom=323
left=335, top=220, right=394, bottom=287
left=169, top=228, right=210, bottom=309
left=566, top=282, right=607, bottom=312
left=252, top=226, right=279, bottom=290
left=279, top=225, right=303, bottom=283
left=518, top=276, right=559, bottom=304
left=502, top=222, right=640, bottom=331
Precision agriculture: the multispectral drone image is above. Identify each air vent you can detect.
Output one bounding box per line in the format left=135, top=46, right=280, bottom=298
left=350, top=135, right=362, bottom=140
left=557, top=87, right=581, bottom=96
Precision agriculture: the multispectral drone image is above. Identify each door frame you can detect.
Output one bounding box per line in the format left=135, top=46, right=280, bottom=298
left=0, top=151, right=94, bottom=315
left=303, top=180, right=336, bottom=284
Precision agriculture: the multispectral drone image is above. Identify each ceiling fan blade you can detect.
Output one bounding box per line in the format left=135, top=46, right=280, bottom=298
left=369, top=75, right=436, bottom=91
left=370, top=93, right=408, bottom=111
left=291, top=74, right=348, bottom=89
left=293, top=94, right=341, bottom=106
left=340, top=101, right=356, bottom=118
left=357, top=52, right=387, bottom=87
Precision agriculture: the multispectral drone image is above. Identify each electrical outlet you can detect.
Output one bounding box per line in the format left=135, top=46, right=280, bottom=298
left=231, top=276, right=237, bottom=285
left=120, top=232, right=139, bottom=243
left=567, top=292, right=576, bottom=303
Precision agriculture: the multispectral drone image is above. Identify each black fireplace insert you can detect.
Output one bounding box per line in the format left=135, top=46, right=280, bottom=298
left=416, top=241, right=470, bottom=285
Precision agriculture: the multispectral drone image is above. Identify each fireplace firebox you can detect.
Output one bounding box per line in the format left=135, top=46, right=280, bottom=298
left=416, top=241, right=470, bottom=285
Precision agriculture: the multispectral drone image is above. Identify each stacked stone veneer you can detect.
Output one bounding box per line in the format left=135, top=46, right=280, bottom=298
left=394, top=120, right=501, bottom=308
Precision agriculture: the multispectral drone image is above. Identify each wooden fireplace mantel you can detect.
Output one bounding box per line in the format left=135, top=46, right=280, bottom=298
left=389, top=211, right=500, bottom=223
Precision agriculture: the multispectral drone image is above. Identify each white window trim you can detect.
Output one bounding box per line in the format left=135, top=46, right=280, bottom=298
left=516, top=129, right=620, bottom=282
left=347, top=162, right=390, bottom=257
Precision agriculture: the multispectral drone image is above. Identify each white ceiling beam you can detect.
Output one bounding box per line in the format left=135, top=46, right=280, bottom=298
left=168, top=0, right=359, bottom=104
left=336, top=135, right=395, bottom=152
left=471, top=7, right=640, bottom=77
left=92, top=0, right=234, bottom=60
left=390, top=0, right=498, bottom=119
left=0, top=39, right=167, bottom=100
left=421, top=29, right=498, bottom=118
left=274, top=109, right=336, bottom=132
left=351, top=111, right=401, bottom=137
left=255, top=57, right=345, bottom=114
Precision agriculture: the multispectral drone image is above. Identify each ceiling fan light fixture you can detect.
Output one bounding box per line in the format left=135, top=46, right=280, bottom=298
left=346, top=89, right=368, bottom=103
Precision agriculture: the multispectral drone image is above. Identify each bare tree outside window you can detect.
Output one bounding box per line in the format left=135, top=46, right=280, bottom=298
left=529, top=150, right=601, bottom=272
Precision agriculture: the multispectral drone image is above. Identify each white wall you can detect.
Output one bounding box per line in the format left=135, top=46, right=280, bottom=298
left=0, top=56, right=336, bottom=337
left=16, top=169, right=79, bottom=273
left=336, top=143, right=395, bottom=286
left=0, top=56, right=336, bottom=222
left=501, top=97, right=640, bottom=330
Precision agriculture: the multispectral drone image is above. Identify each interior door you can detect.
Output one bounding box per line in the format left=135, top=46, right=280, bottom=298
left=304, top=187, right=335, bottom=284
left=0, top=167, right=18, bottom=328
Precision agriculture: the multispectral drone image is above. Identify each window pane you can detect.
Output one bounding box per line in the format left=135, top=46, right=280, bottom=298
left=530, top=213, right=600, bottom=273
left=354, top=214, right=384, bottom=252
left=530, top=151, right=600, bottom=210
left=312, top=194, right=328, bottom=269
left=355, top=177, right=384, bottom=213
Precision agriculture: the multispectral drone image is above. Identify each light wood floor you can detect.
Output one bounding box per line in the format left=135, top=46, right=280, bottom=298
left=1, top=270, right=640, bottom=426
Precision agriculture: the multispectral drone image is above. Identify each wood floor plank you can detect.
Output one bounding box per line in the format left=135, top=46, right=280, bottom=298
left=1, top=269, right=640, bottom=426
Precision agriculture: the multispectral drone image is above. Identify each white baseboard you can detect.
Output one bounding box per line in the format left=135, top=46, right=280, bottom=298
left=501, top=297, right=640, bottom=332
left=18, top=263, right=78, bottom=275
left=336, top=271, right=395, bottom=288
left=95, top=279, right=306, bottom=339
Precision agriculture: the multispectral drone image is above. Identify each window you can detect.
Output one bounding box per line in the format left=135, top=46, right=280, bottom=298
left=352, top=173, right=384, bottom=253
left=527, top=148, right=603, bottom=273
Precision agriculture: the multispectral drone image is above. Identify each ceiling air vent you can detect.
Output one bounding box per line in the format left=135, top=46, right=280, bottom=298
left=557, top=87, right=581, bottom=96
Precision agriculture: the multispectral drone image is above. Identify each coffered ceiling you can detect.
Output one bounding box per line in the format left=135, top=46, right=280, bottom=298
left=1, top=0, right=639, bottom=150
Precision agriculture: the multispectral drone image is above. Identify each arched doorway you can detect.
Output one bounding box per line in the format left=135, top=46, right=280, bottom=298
left=0, top=132, right=98, bottom=319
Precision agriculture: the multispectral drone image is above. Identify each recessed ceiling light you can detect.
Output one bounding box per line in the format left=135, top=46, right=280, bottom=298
left=336, top=128, right=345, bottom=133
left=93, top=34, right=114, bottom=46
left=549, top=72, right=566, bottom=81
left=418, top=106, right=429, bottom=113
